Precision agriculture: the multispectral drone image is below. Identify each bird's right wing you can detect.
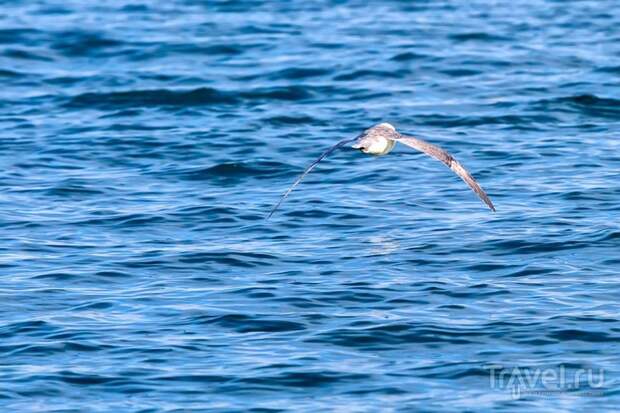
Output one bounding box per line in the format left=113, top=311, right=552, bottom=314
left=395, top=135, right=496, bottom=211
left=267, top=137, right=357, bottom=219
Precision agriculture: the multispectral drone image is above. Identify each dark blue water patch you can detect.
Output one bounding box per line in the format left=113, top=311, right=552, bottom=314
left=153, top=373, right=231, bottom=384
left=0, top=320, right=58, bottom=338
left=0, top=28, right=43, bottom=44
left=120, top=4, right=149, bottom=13
left=98, top=109, right=143, bottom=118
left=201, top=314, right=306, bottom=333
left=156, top=43, right=246, bottom=57
left=439, top=68, right=482, bottom=77
left=30, top=4, right=73, bottom=16
left=44, top=180, right=106, bottom=197
left=68, top=301, right=115, bottom=310
left=549, top=315, right=620, bottom=324
left=176, top=251, right=276, bottom=267
left=263, top=114, right=320, bottom=125
left=103, top=123, right=175, bottom=132
left=62, top=86, right=323, bottom=109
left=415, top=113, right=559, bottom=128
left=480, top=237, right=606, bottom=255
left=532, top=94, right=620, bottom=119
left=414, top=366, right=491, bottom=380
left=75, top=213, right=167, bottom=227
left=43, top=75, right=90, bottom=86
left=315, top=289, right=387, bottom=304
left=548, top=329, right=620, bottom=343
left=238, top=371, right=371, bottom=388
left=428, top=285, right=510, bottom=299
left=307, top=323, right=484, bottom=349
left=94, top=271, right=131, bottom=280
left=449, top=32, right=512, bottom=42
left=270, top=296, right=329, bottom=309
left=0, top=69, right=25, bottom=78
left=31, top=272, right=81, bottom=281
left=595, top=65, right=620, bottom=74
left=64, top=87, right=238, bottom=108
left=2, top=48, right=53, bottom=61
left=334, top=69, right=406, bottom=81
left=238, top=24, right=302, bottom=35
left=50, top=31, right=123, bottom=57
left=175, top=160, right=290, bottom=184
left=266, top=67, right=331, bottom=80
left=55, top=371, right=120, bottom=385
left=390, top=51, right=428, bottom=61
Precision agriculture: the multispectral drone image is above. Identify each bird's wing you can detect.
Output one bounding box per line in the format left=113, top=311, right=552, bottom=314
left=267, top=137, right=357, bottom=219
left=395, top=135, right=496, bottom=211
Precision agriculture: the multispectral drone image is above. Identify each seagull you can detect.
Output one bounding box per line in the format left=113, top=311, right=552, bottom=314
left=268, top=123, right=495, bottom=218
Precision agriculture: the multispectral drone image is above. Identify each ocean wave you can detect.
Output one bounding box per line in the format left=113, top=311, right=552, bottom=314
left=64, top=86, right=319, bottom=109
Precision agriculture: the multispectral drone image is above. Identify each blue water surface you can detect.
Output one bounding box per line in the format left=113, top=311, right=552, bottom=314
left=2, top=0, right=620, bottom=411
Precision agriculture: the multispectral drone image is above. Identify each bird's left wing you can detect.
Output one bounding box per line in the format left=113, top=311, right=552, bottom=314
left=395, top=135, right=496, bottom=211
left=267, top=137, right=357, bottom=219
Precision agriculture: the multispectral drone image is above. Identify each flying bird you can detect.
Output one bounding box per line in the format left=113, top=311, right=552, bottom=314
left=268, top=123, right=495, bottom=218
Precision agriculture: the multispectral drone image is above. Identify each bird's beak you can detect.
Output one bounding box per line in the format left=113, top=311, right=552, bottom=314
left=351, top=143, right=366, bottom=153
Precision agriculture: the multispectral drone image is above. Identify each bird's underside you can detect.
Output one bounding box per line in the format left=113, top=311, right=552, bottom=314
left=267, top=123, right=495, bottom=218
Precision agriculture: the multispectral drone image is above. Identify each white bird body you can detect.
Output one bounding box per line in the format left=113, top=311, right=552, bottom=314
left=360, top=123, right=397, bottom=155
left=364, top=135, right=395, bottom=155
left=267, top=122, right=496, bottom=218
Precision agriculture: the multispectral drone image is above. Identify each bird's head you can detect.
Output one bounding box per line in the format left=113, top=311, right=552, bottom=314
left=351, top=122, right=399, bottom=155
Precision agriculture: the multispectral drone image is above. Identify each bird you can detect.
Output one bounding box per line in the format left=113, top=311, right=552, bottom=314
left=267, top=122, right=495, bottom=218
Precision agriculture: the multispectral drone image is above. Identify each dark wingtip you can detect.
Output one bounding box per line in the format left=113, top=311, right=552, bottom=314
left=266, top=199, right=283, bottom=220
left=266, top=205, right=277, bottom=220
